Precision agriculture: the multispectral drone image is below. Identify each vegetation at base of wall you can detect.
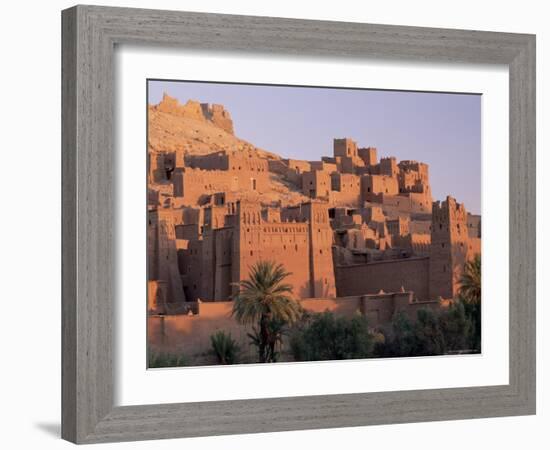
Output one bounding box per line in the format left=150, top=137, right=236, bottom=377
left=374, top=300, right=480, bottom=358
left=460, top=298, right=481, bottom=352
left=289, top=311, right=374, bottom=361
left=210, top=330, right=240, bottom=364
left=224, top=255, right=482, bottom=364
left=148, top=351, right=189, bottom=368
left=458, top=253, right=481, bottom=352
left=246, top=318, right=288, bottom=363
left=232, top=260, right=303, bottom=363
left=459, top=254, right=481, bottom=304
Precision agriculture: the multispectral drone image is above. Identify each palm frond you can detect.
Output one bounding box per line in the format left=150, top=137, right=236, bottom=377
left=459, top=254, right=481, bottom=304
left=232, top=260, right=302, bottom=325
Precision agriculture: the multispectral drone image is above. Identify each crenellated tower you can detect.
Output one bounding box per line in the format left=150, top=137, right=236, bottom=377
left=302, top=201, right=336, bottom=298
left=429, top=196, right=469, bottom=300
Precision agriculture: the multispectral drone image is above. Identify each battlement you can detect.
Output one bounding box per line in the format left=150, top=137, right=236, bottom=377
left=333, top=137, right=358, bottom=158
left=150, top=94, right=235, bottom=135
left=432, top=196, right=467, bottom=222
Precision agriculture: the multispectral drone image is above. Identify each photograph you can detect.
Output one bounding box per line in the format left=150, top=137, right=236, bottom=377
left=146, top=80, right=482, bottom=367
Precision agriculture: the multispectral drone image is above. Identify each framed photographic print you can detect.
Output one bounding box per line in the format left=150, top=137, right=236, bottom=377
left=62, top=5, right=536, bottom=444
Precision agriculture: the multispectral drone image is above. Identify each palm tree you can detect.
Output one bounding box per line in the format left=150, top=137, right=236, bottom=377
left=232, top=260, right=302, bottom=363
left=459, top=254, right=481, bottom=304
left=458, top=254, right=481, bottom=352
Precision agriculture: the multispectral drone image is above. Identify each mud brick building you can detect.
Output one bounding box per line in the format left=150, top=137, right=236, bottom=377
left=146, top=95, right=481, bottom=355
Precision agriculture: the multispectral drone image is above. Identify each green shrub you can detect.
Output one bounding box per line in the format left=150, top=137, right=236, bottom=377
left=439, top=301, right=471, bottom=351
left=290, top=311, right=374, bottom=361
left=210, top=330, right=240, bottom=364
left=148, top=352, right=188, bottom=368
left=412, top=308, right=446, bottom=356
left=460, top=297, right=481, bottom=352
left=378, top=303, right=480, bottom=358
left=377, top=311, right=416, bottom=357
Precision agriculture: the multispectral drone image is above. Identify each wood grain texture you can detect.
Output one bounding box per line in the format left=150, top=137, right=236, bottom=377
left=61, top=5, right=536, bottom=444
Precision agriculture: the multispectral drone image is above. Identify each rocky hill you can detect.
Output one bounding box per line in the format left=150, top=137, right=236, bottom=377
left=148, top=94, right=308, bottom=205
left=148, top=94, right=278, bottom=159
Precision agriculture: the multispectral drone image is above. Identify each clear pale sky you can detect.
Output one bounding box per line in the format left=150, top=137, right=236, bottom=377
left=148, top=80, right=481, bottom=214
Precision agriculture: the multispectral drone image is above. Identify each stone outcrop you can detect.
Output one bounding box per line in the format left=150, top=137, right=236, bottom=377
left=151, top=93, right=235, bottom=135
left=200, top=103, right=234, bottom=134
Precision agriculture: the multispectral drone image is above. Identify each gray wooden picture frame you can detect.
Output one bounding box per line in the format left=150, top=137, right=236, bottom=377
left=61, top=4, right=536, bottom=444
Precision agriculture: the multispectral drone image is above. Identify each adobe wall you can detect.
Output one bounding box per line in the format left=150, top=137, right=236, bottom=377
left=392, top=233, right=431, bottom=256
left=148, top=209, right=186, bottom=302
left=185, top=151, right=229, bottom=170
left=237, top=221, right=313, bottom=298
left=302, top=170, right=331, bottom=199
left=379, top=157, right=399, bottom=177
left=362, top=205, right=385, bottom=223
left=310, top=161, right=337, bottom=173
left=268, top=159, right=302, bottom=185
left=147, top=302, right=257, bottom=362
left=329, top=173, right=362, bottom=206
left=302, top=202, right=337, bottom=297
left=387, top=217, right=409, bottom=237
left=334, top=138, right=358, bottom=158
left=335, top=256, right=430, bottom=300
left=358, top=147, right=378, bottom=166
left=286, top=159, right=311, bottom=174
left=147, top=292, right=445, bottom=363
left=173, top=167, right=269, bottom=206
left=468, top=237, right=481, bottom=257
left=409, top=220, right=431, bottom=234
left=429, top=196, right=470, bottom=299
left=376, top=192, right=432, bottom=216
left=178, top=239, right=203, bottom=301
left=361, top=174, right=399, bottom=200
left=467, top=213, right=482, bottom=238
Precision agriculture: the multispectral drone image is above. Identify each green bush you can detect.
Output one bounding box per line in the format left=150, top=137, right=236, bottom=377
left=377, top=303, right=480, bottom=358
left=376, top=311, right=416, bottom=357
left=148, top=351, right=188, bottom=368
left=210, top=330, right=240, bottom=364
left=460, top=298, right=481, bottom=352
left=290, top=311, right=374, bottom=361
left=439, top=301, right=472, bottom=351
left=412, top=308, right=446, bottom=356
